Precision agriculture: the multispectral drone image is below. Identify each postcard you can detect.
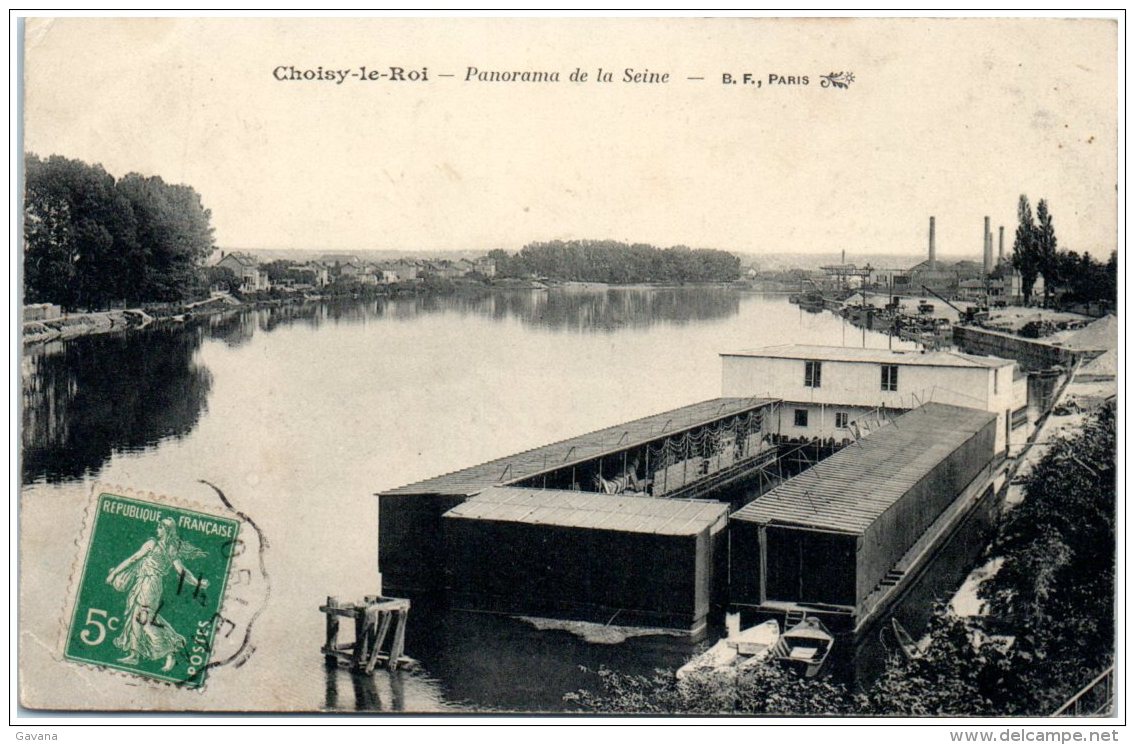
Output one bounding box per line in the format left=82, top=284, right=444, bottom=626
left=17, top=16, right=1119, bottom=717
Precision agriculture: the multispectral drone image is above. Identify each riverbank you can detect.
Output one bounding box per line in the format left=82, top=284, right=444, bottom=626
left=22, top=309, right=154, bottom=345
left=22, top=278, right=756, bottom=346
left=20, top=277, right=543, bottom=346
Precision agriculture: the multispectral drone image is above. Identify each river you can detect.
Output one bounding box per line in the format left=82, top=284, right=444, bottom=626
left=22, top=288, right=927, bottom=712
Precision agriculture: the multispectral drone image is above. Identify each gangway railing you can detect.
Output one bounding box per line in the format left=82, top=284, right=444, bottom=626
left=1052, top=666, right=1115, bottom=717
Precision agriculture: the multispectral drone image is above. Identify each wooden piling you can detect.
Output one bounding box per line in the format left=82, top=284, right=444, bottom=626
left=389, top=608, right=408, bottom=669
left=351, top=605, right=367, bottom=669
left=323, top=596, right=340, bottom=662
left=319, top=595, right=411, bottom=674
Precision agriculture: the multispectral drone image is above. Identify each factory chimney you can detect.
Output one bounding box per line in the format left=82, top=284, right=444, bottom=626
left=998, top=225, right=1005, bottom=264
left=983, top=216, right=993, bottom=275
left=928, top=216, right=937, bottom=270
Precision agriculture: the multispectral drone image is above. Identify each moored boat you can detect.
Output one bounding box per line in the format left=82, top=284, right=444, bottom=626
left=891, top=617, right=923, bottom=660
left=675, top=617, right=781, bottom=679
left=771, top=617, right=834, bottom=677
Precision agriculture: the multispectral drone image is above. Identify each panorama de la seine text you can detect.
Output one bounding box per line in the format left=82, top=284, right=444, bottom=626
left=271, top=65, right=814, bottom=87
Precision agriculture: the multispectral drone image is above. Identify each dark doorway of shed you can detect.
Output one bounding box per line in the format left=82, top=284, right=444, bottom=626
left=765, top=527, right=856, bottom=606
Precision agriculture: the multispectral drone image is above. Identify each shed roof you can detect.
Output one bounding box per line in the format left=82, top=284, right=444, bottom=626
left=379, top=397, right=777, bottom=497
left=721, top=344, right=1013, bottom=369
left=445, top=486, right=728, bottom=536
left=731, top=402, right=995, bottom=534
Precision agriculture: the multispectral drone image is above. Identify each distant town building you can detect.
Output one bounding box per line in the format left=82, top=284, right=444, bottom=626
left=318, top=253, right=360, bottom=268
left=373, top=267, right=401, bottom=284
left=295, top=263, right=330, bottom=288
left=389, top=261, right=420, bottom=281
left=419, top=260, right=463, bottom=279
left=216, top=251, right=270, bottom=293
left=957, top=279, right=989, bottom=302
left=473, top=257, right=496, bottom=278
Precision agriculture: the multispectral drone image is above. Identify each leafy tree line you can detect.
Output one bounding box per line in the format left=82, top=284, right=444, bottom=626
left=1011, top=195, right=1116, bottom=308
left=487, top=240, right=741, bottom=283
left=24, top=154, right=215, bottom=310
left=569, top=403, right=1116, bottom=715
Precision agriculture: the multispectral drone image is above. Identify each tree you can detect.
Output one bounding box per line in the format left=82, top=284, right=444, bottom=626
left=117, top=173, right=215, bottom=302
left=24, top=154, right=79, bottom=308
left=859, top=608, right=1015, bottom=716
left=1010, top=195, right=1041, bottom=304
left=1049, top=249, right=1117, bottom=310
left=506, top=240, right=741, bottom=283
left=978, top=402, right=1116, bottom=713
left=24, top=154, right=136, bottom=310
left=23, top=153, right=216, bottom=308
left=1035, top=199, right=1059, bottom=307
left=1104, top=250, right=1118, bottom=307
left=200, top=265, right=240, bottom=294
left=262, top=259, right=298, bottom=283
left=566, top=662, right=854, bottom=715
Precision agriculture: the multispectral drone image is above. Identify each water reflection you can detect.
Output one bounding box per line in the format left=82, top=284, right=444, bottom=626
left=462, top=287, right=742, bottom=332
left=402, top=601, right=692, bottom=712
left=209, top=287, right=743, bottom=339
left=323, top=661, right=418, bottom=712
left=22, top=327, right=213, bottom=484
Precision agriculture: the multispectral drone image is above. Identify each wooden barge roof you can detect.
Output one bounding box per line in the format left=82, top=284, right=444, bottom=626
left=731, top=402, right=996, bottom=534
left=444, top=486, right=728, bottom=535
left=721, top=344, right=1013, bottom=368
left=378, top=397, right=778, bottom=497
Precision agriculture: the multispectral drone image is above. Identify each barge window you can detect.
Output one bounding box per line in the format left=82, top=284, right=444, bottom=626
left=804, top=360, right=822, bottom=388
left=881, top=364, right=899, bottom=392
left=835, top=412, right=849, bottom=429
left=794, top=409, right=809, bottom=427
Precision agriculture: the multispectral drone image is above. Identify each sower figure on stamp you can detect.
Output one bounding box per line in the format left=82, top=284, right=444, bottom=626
left=106, top=517, right=210, bottom=672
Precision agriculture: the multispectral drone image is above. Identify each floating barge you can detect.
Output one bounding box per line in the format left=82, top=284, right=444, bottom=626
left=379, top=395, right=780, bottom=626
left=377, top=346, right=1019, bottom=645
left=729, top=402, right=998, bottom=633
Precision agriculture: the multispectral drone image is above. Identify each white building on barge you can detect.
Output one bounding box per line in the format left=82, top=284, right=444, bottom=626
left=720, top=344, right=1027, bottom=454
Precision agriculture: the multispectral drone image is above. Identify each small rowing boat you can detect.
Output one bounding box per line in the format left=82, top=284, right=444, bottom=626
left=771, top=616, right=834, bottom=677
left=676, top=616, right=780, bottom=679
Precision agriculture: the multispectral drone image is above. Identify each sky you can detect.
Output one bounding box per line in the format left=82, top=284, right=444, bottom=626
left=22, top=16, right=1119, bottom=260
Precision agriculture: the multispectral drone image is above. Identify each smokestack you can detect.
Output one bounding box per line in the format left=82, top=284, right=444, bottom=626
left=928, top=216, right=937, bottom=270
left=983, top=216, right=993, bottom=275
left=841, top=249, right=846, bottom=264
left=998, top=226, right=1005, bottom=264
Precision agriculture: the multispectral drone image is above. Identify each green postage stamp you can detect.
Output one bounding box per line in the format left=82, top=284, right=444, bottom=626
left=64, top=492, right=241, bottom=688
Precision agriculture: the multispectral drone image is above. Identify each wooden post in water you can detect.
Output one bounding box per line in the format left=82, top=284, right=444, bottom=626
left=323, top=596, right=340, bottom=663
left=389, top=608, right=408, bottom=670
left=352, top=605, right=368, bottom=669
